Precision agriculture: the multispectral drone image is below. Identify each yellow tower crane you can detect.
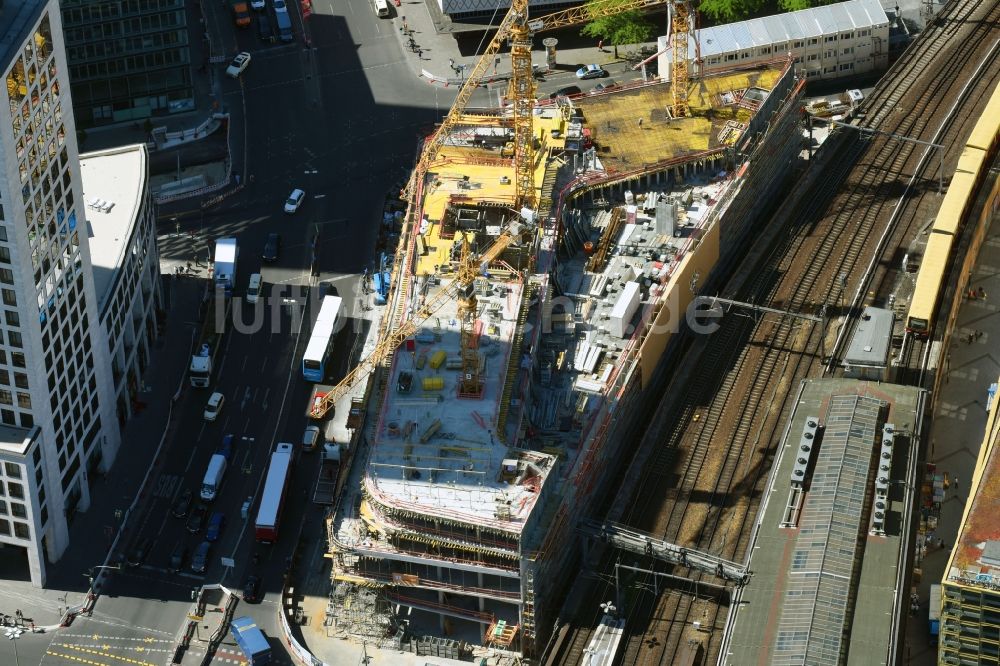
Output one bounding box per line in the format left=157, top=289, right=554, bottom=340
left=309, top=227, right=520, bottom=419
left=669, top=0, right=692, bottom=117
left=311, top=0, right=668, bottom=420
left=404, top=0, right=667, bottom=209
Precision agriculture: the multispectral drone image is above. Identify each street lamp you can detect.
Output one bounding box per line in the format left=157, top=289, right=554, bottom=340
left=5, top=626, right=23, bottom=666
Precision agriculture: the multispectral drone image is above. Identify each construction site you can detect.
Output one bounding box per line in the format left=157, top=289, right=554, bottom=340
left=307, top=0, right=806, bottom=658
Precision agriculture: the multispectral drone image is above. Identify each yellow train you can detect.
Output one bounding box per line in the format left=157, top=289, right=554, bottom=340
left=906, top=82, right=1000, bottom=337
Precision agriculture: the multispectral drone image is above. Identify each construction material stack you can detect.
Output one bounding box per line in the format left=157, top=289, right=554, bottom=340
left=313, top=441, right=341, bottom=504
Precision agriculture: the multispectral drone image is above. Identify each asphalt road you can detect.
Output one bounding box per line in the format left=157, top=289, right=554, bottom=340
left=5, top=5, right=660, bottom=666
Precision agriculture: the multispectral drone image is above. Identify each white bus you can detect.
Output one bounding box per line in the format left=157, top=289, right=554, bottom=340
left=302, top=295, right=343, bottom=382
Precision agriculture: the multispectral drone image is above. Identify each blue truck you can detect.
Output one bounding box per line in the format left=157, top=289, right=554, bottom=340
left=231, top=616, right=271, bottom=664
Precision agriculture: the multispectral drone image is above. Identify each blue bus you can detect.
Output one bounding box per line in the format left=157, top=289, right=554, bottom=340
left=302, top=295, right=343, bottom=382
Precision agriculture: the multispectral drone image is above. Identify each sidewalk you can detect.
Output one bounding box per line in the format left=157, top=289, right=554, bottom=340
left=903, top=211, right=1000, bottom=662
left=384, top=1, right=658, bottom=91
left=42, top=277, right=202, bottom=596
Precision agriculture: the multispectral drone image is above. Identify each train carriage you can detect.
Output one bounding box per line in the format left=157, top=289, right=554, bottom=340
left=907, top=232, right=955, bottom=336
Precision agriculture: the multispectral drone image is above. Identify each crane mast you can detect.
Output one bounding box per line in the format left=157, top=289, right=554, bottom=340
left=670, top=0, right=691, bottom=117
left=312, top=0, right=669, bottom=421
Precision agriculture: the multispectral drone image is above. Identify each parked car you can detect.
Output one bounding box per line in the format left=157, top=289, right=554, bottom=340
left=251, top=0, right=265, bottom=9
left=549, top=85, right=582, bottom=100
left=284, top=189, right=305, bottom=213
left=204, top=392, right=224, bottom=421
left=206, top=512, right=226, bottom=542
left=127, top=537, right=152, bottom=567
left=576, top=64, right=608, bottom=80
left=225, top=52, right=251, bottom=78
left=172, top=488, right=194, bottom=518
left=243, top=575, right=262, bottom=603
left=256, top=12, right=274, bottom=42
left=590, top=79, right=618, bottom=94
left=262, top=233, right=281, bottom=262
left=191, top=541, right=211, bottom=574
left=218, top=434, right=235, bottom=461
left=302, top=425, right=321, bottom=452
left=186, top=503, right=208, bottom=534
left=169, top=544, right=189, bottom=573
left=272, top=0, right=288, bottom=14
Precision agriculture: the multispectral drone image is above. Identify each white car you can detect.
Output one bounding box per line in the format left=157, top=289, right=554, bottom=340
left=251, top=0, right=265, bottom=9
left=272, top=0, right=288, bottom=13
left=302, top=425, right=321, bottom=452
left=576, top=64, right=608, bottom=80
left=203, top=392, right=225, bottom=421
left=284, top=189, right=305, bottom=213
left=225, top=52, right=251, bottom=79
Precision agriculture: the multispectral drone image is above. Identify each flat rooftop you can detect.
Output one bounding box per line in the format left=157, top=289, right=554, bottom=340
left=724, top=378, right=922, bottom=666
left=0, top=0, right=46, bottom=71
left=946, top=372, right=1000, bottom=589
left=844, top=306, right=894, bottom=367
left=79, top=145, right=148, bottom=313
left=0, top=423, right=39, bottom=457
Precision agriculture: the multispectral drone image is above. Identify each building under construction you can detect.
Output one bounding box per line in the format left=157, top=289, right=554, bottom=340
left=322, top=44, right=805, bottom=661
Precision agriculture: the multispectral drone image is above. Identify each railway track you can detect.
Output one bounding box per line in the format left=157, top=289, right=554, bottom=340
left=563, top=2, right=1000, bottom=665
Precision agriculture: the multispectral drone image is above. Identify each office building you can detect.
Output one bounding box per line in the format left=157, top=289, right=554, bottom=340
left=940, top=374, right=1000, bottom=664
left=60, top=0, right=193, bottom=129
left=0, top=0, right=121, bottom=585
left=80, top=144, right=162, bottom=426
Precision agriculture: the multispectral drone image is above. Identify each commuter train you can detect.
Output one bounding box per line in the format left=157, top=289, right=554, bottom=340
left=906, top=82, right=1000, bottom=337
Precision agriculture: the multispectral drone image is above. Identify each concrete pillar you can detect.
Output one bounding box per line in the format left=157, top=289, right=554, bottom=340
left=28, top=538, right=46, bottom=587
left=438, top=591, right=446, bottom=631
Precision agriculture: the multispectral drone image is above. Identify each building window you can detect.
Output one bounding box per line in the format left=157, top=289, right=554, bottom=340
left=16, top=393, right=30, bottom=409
left=4, top=311, right=18, bottom=327
left=10, top=352, right=24, bottom=368
left=0, top=520, right=9, bottom=536
left=13, top=373, right=27, bottom=389
left=39, top=505, right=47, bottom=526
left=0, top=269, right=12, bottom=285
left=7, top=481, right=22, bottom=499
left=10, top=502, right=25, bottom=519
left=0, top=501, right=6, bottom=514
left=1, top=290, right=15, bottom=307
left=793, top=40, right=803, bottom=48
left=840, top=63, right=854, bottom=71
left=842, top=47, right=854, bottom=55
left=13, top=522, right=28, bottom=539
left=8, top=332, right=21, bottom=348
left=0, top=390, right=11, bottom=405
left=4, top=463, right=19, bottom=479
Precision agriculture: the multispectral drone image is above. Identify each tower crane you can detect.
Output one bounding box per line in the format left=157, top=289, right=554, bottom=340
left=403, top=0, right=667, bottom=209
left=310, top=0, right=669, bottom=420
left=308, top=225, right=522, bottom=419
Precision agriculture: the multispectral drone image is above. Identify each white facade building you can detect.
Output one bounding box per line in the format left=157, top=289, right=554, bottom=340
left=657, top=0, right=891, bottom=83
left=80, top=145, right=162, bottom=427
left=0, top=0, right=121, bottom=586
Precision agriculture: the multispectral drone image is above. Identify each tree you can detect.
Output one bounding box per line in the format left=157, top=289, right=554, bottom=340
left=697, top=0, right=767, bottom=23
left=580, top=1, right=656, bottom=59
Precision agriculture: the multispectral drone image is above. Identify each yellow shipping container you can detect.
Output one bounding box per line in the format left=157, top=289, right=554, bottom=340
left=429, top=350, right=447, bottom=370
left=422, top=377, right=445, bottom=391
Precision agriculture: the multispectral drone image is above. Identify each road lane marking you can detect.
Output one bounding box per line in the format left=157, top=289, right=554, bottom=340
left=184, top=447, right=198, bottom=474
left=46, top=646, right=156, bottom=666
left=241, top=355, right=248, bottom=372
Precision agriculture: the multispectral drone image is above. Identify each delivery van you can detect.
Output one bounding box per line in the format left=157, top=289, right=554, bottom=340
left=201, top=454, right=228, bottom=501
left=247, top=273, right=262, bottom=304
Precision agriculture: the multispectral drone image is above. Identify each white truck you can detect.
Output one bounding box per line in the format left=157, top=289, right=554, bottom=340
left=312, top=442, right=341, bottom=504
left=189, top=289, right=230, bottom=388
left=200, top=453, right=228, bottom=501
left=214, top=238, right=239, bottom=294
